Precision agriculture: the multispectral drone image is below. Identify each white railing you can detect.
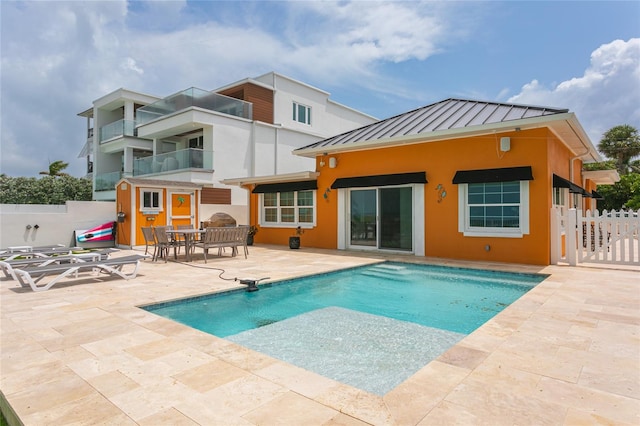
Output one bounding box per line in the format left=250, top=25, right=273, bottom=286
left=552, top=208, right=639, bottom=266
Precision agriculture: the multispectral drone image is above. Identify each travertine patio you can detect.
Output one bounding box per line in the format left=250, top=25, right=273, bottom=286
left=1, top=246, right=639, bottom=425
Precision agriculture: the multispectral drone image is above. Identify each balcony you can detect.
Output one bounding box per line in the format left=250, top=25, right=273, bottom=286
left=95, top=171, right=123, bottom=191
left=136, top=87, right=252, bottom=125
left=100, top=119, right=137, bottom=142
left=133, top=148, right=212, bottom=176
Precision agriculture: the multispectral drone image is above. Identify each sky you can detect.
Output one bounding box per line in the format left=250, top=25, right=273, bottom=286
left=1, top=0, right=639, bottom=178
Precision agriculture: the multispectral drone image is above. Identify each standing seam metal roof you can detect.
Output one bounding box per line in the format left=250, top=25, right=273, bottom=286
left=296, top=98, right=569, bottom=152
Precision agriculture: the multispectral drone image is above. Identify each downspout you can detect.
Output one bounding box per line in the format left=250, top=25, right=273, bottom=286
left=568, top=120, right=592, bottom=209
left=251, top=121, right=256, bottom=177
left=570, top=149, right=589, bottom=209
left=274, top=126, right=279, bottom=174
left=567, top=118, right=594, bottom=181
left=273, top=73, right=278, bottom=175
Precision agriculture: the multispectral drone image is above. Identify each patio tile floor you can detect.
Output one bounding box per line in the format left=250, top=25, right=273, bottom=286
left=1, top=245, right=638, bottom=425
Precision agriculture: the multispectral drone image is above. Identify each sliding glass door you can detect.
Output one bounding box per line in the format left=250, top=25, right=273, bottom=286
left=349, top=187, right=413, bottom=251
left=350, top=189, right=377, bottom=246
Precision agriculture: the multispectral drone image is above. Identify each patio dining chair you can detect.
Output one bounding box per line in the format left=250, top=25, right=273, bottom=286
left=141, top=227, right=158, bottom=261
left=153, top=226, right=179, bottom=262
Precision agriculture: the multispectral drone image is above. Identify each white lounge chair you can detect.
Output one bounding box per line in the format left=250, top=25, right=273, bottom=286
left=0, top=246, right=85, bottom=261
left=0, top=244, right=66, bottom=255
left=0, top=249, right=117, bottom=281
left=11, top=254, right=148, bottom=292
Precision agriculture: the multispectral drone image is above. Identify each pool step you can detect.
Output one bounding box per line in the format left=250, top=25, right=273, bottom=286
left=361, top=269, right=413, bottom=281
left=370, top=264, right=413, bottom=275
left=364, top=264, right=538, bottom=288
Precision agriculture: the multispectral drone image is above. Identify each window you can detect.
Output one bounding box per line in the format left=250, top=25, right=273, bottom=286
left=458, top=181, right=529, bottom=237
left=261, top=190, right=315, bottom=226
left=553, top=187, right=566, bottom=207
left=140, top=189, right=162, bottom=211
left=292, top=102, right=311, bottom=125
left=188, top=136, right=203, bottom=149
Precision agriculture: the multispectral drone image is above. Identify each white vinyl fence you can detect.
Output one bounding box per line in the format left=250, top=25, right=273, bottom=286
left=551, top=208, right=640, bottom=266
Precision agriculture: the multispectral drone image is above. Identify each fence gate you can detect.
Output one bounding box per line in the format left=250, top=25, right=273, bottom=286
left=551, top=208, right=640, bottom=266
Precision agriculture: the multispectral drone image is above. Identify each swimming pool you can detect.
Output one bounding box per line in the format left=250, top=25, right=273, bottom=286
left=144, top=262, right=545, bottom=394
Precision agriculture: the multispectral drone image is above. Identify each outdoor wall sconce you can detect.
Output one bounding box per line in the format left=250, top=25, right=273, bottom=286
left=319, top=152, right=328, bottom=167
left=500, top=137, right=511, bottom=152
left=323, top=187, right=332, bottom=200
left=435, top=184, right=447, bottom=203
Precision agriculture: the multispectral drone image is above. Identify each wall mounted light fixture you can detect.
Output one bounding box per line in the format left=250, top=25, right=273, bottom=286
left=500, top=137, right=511, bottom=152
left=435, top=184, right=447, bottom=203
left=319, top=152, right=329, bottom=168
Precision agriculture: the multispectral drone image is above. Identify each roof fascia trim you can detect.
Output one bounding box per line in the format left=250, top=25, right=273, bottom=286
left=582, top=169, right=621, bottom=185
left=222, top=171, right=320, bottom=187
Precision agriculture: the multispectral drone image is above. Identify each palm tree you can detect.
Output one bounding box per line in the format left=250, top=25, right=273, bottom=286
left=597, top=125, right=640, bottom=175
left=39, top=160, right=69, bottom=177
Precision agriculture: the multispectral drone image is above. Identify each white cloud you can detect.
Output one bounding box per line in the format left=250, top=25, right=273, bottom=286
left=509, top=38, right=640, bottom=145
left=1, top=0, right=465, bottom=177
left=2, top=1, right=634, bottom=178
left=121, top=57, right=144, bottom=75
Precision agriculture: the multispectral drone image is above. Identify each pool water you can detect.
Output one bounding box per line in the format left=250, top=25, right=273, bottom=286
left=145, top=262, right=545, bottom=336
left=144, top=262, right=545, bottom=395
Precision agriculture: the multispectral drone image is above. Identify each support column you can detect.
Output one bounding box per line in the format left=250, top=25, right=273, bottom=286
left=123, top=147, right=134, bottom=177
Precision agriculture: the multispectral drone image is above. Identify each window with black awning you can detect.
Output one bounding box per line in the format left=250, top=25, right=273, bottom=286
left=252, top=180, right=318, bottom=193
left=330, top=172, right=427, bottom=189
left=552, top=174, right=589, bottom=195
left=452, top=166, right=534, bottom=184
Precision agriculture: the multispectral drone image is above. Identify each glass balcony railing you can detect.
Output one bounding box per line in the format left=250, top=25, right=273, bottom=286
left=136, top=87, right=252, bottom=125
left=133, top=148, right=212, bottom=176
left=95, top=171, right=122, bottom=191
left=99, top=119, right=137, bottom=142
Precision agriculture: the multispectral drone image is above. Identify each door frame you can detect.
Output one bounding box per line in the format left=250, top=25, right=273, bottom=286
left=337, top=184, right=425, bottom=255
left=168, top=190, right=196, bottom=227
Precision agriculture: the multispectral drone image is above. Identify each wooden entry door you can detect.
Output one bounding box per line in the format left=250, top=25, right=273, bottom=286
left=169, top=192, right=195, bottom=227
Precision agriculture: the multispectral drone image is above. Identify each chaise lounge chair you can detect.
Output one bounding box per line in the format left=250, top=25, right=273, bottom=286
left=0, top=249, right=117, bottom=281
left=10, top=254, right=149, bottom=292
left=0, top=246, right=85, bottom=261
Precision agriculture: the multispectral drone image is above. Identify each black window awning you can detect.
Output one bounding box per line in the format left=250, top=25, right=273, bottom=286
left=591, top=190, right=605, bottom=200
left=552, top=174, right=589, bottom=195
left=452, top=166, right=533, bottom=184
left=252, top=180, right=318, bottom=193
left=330, top=172, right=427, bottom=189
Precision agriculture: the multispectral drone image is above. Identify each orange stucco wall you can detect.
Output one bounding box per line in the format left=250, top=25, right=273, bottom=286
left=115, top=182, right=132, bottom=246
left=116, top=181, right=199, bottom=246
left=250, top=128, right=582, bottom=265
left=133, top=188, right=168, bottom=246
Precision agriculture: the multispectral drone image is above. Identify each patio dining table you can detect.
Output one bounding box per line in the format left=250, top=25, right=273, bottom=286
left=165, top=229, right=202, bottom=262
